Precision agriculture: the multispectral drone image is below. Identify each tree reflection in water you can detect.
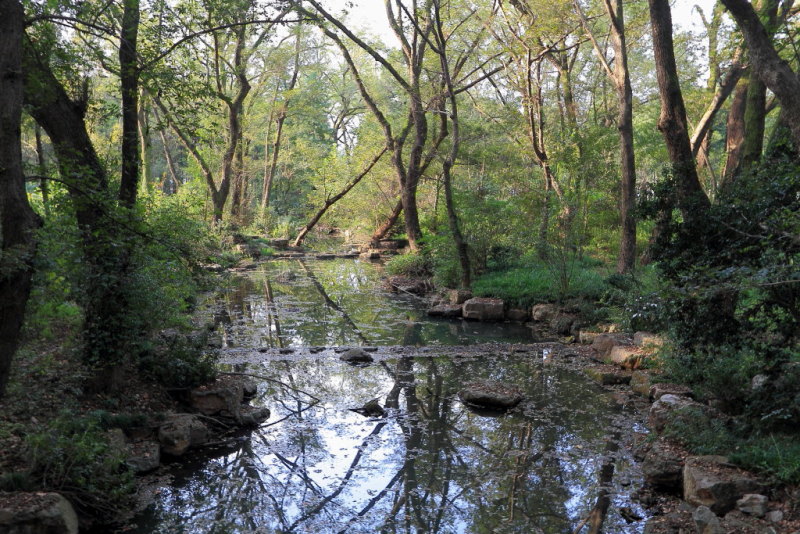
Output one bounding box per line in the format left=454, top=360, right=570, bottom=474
left=135, top=352, right=645, bottom=533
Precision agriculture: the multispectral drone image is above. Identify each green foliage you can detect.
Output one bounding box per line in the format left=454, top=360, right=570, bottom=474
left=641, top=159, right=800, bottom=428
left=662, top=406, right=800, bottom=485
left=138, top=330, right=218, bottom=389
left=385, top=252, right=430, bottom=278
left=601, top=266, right=668, bottom=332
left=25, top=411, right=134, bottom=514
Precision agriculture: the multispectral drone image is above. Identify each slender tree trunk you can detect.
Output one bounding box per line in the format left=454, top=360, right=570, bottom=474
left=159, top=128, right=180, bottom=193
left=34, top=125, right=50, bottom=216
left=0, top=0, right=41, bottom=398
left=118, top=0, right=140, bottom=208
left=138, top=88, right=150, bottom=189
left=648, top=0, right=711, bottom=223
left=293, top=147, right=387, bottom=247
left=723, top=75, right=749, bottom=181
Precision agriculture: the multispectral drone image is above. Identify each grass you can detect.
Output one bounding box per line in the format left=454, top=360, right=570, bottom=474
left=471, top=260, right=608, bottom=307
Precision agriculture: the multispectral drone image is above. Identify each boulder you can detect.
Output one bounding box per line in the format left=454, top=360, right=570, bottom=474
left=649, top=394, right=703, bottom=433
left=267, top=238, right=289, bottom=248
left=591, top=333, right=631, bottom=360
left=189, top=376, right=245, bottom=419
left=427, top=304, right=462, bottom=318
left=549, top=314, right=575, bottom=336
left=765, top=510, right=783, bottom=523
left=584, top=367, right=632, bottom=386
left=531, top=303, right=557, bottom=322
left=126, top=440, right=161, bottom=473
left=238, top=406, right=271, bottom=427
left=158, top=414, right=209, bottom=456
left=0, top=493, right=79, bottom=534
left=641, top=439, right=684, bottom=492
left=683, top=455, right=762, bottom=515
left=578, top=331, right=602, bottom=344
left=608, top=345, right=643, bottom=369
left=462, top=298, right=505, bottom=321
left=634, top=331, right=665, bottom=348
left=339, top=348, right=374, bottom=364
left=386, top=276, right=429, bottom=295
left=459, top=380, right=524, bottom=410
left=242, top=379, right=258, bottom=402
left=693, top=505, right=723, bottom=534
left=448, top=289, right=472, bottom=305
left=506, top=308, right=529, bottom=322
left=630, top=370, right=652, bottom=396
left=360, top=251, right=381, bottom=260
left=735, top=494, right=767, bottom=517
left=649, top=383, right=694, bottom=401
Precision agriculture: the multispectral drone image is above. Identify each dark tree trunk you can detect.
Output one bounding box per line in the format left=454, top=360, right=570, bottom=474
left=648, top=0, right=711, bottom=223
left=722, top=0, right=800, bottom=151
left=0, top=0, right=41, bottom=398
left=118, top=0, right=140, bottom=208
left=371, top=198, right=404, bottom=243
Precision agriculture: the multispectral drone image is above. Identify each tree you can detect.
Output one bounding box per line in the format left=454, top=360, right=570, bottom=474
left=0, top=0, right=40, bottom=398
left=721, top=0, right=800, bottom=152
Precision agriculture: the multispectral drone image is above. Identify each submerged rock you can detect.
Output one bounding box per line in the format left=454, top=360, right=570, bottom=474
left=459, top=380, right=524, bottom=410
left=427, top=304, right=462, bottom=318
left=350, top=398, right=386, bottom=417
left=339, top=348, right=374, bottom=364
left=0, top=492, right=79, bottom=534
left=238, top=406, right=271, bottom=427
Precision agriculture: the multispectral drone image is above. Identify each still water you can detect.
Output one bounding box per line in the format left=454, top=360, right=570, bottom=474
left=132, top=259, right=645, bottom=533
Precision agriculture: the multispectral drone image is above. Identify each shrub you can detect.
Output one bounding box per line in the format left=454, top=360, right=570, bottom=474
left=385, top=252, right=431, bottom=278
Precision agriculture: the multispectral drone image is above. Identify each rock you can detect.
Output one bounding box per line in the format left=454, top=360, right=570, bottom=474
left=578, top=331, right=602, bottom=344
left=427, top=304, right=462, bottom=318
left=649, top=394, right=703, bottom=433
left=238, top=406, right=271, bottom=426
left=242, top=379, right=258, bottom=401
left=641, top=438, right=684, bottom=492
left=267, top=238, right=289, bottom=248
left=0, top=492, right=79, bottom=534
left=750, top=374, right=769, bottom=391
left=765, top=510, right=783, bottom=523
left=736, top=494, right=767, bottom=517
left=462, top=298, right=505, bottom=321
left=531, top=303, right=557, bottom=322
left=608, top=345, right=643, bottom=369
left=591, top=333, right=631, bottom=360
left=683, top=455, right=762, bottom=515
left=693, top=505, right=723, bottom=534
left=584, top=367, right=632, bottom=386
left=506, top=308, right=529, bottom=322
left=549, top=314, right=574, bottom=336
left=360, top=251, right=381, bottom=260
left=448, top=289, right=472, bottom=305
left=649, top=383, right=694, bottom=401
left=189, top=376, right=245, bottom=419
left=631, top=370, right=652, bottom=396
left=126, top=440, right=161, bottom=473
left=386, top=276, right=429, bottom=295
left=339, top=348, right=374, bottom=363
left=459, top=380, right=524, bottom=410
left=350, top=398, right=386, bottom=417
left=158, top=414, right=209, bottom=456
left=634, top=331, right=664, bottom=348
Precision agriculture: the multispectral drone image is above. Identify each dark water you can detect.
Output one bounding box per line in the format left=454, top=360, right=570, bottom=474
left=132, top=259, right=645, bottom=534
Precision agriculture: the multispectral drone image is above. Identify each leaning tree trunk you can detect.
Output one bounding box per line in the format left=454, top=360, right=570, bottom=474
left=371, top=198, right=404, bottom=243
left=648, top=0, right=711, bottom=224
left=723, top=75, right=749, bottom=182
left=0, top=0, right=41, bottom=398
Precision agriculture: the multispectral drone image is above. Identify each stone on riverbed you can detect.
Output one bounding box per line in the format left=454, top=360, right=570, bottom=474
left=189, top=376, right=245, bottom=419
left=339, top=348, right=374, bottom=363
left=459, top=380, right=524, bottom=410
left=238, top=406, right=271, bottom=427
left=427, top=304, right=462, bottom=318
left=462, top=298, right=504, bottom=321
left=0, top=492, right=79, bottom=534
left=158, top=414, right=209, bottom=456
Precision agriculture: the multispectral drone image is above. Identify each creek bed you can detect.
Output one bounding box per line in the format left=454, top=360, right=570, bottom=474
left=131, top=259, right=647, bottom=533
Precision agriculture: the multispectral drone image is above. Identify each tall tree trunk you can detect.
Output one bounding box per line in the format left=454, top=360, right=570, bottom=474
left=648, top=0, right=711, bottom=223
left=723, top=75, right=750, bottom=180
left=138, top=88, right=151, bottom=189
left=0, top=0, right=41, bottom=398
left=721, top=0, right=800, bottom=151
left=118, top=0, right=140, bottom=208
left=34, top=125, right=50, bottom=216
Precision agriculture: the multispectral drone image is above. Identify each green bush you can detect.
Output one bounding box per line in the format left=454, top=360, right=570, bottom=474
left=138, top=330, right=218, bottom=389
left=385, top=252, right=431, bottom=278
left=25, top=411, right=134, bottom=515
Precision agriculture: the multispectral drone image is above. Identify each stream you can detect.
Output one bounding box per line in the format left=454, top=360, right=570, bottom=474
left=132, top=258, right=646, bottom=533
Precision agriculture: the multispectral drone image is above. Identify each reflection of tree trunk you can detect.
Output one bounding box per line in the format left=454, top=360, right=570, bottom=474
left=263, top=278, right=283, bottom=347
left=576, top=437, right=619, bottom=534
left=296, top=259, right=368, bottom=344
